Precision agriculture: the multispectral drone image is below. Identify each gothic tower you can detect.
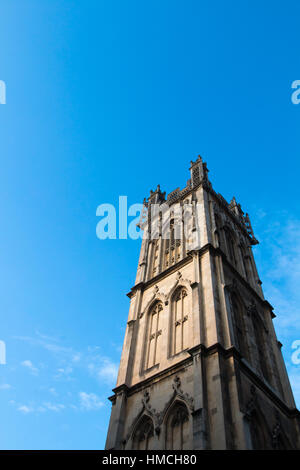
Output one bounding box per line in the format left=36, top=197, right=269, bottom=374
left=105, top=157, right=300, bottom=450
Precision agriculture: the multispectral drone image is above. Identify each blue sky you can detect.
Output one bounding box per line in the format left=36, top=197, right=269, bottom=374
left=0, top=0, right=299, bottom=449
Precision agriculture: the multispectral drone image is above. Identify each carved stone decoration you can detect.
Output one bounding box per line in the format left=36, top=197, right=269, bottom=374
left=272, top=418, right=282, bottom=449
left=246, top=301, right=257, bottom=317
left=166, top=275, right=192, bottom=302
left=146, top=375, right=194, bottom=437
left=139, top=289, right=167, bottom=319
left=247, top=301, right=268, bottom=333
left=126, top=389, right=162, bottom=444
left=172, top=375, right=182, bottom=392
left=225, top=278, right=239, bottom=293
left=142, top=390, right=151, bottom=410
left=171, top=376, right=194, bottom=411
left=244, top=385, right=257, bottom=420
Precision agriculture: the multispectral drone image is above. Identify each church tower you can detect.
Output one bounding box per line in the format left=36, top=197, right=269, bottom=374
left=105, top=157, right=300, bottom=450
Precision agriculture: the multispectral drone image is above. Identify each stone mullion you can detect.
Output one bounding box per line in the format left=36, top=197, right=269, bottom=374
left=237, top=244, right=247, bottom=279
left=153, top=307, right=159, bottom=366
left=146, top=311, right=154, bottom=369
left=173, top=301, right=177, bottom=356
left=145, top=240, right=153, bottom=281
left=157, top=215, right=163, bottom=274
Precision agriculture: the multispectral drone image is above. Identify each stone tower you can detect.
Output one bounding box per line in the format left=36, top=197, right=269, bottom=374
left=105, top=157, right=300, bottom=450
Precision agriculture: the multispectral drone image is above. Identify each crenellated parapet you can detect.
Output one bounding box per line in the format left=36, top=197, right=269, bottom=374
left=139, top=156, right=258, bottom=245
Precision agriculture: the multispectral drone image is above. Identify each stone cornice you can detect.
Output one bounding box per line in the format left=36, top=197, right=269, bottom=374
left=109, top=343, right=299, bottom=419
left=127, top=254, right=194, bottom=298
left=127, top=243, right=273, bottom=317
left=115, top=357, right=193, bottom=398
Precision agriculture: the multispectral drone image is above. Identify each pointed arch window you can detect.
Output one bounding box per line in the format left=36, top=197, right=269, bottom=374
left=164, top=218, right=182, bottom=269
left=231, top=294, right=250, bottom=362
left=166, top=402, right=190, bottom=450
left=225, top=227, right=237, bottom=266
left=133, top=415, right=154, bottom=450
left=214, top=213, right=222, bottom=249
left=249, top=411, right=269, bottom=450
left=151, top=238, right=159, bottom=277
left=239, top=243, right=254, bottom=284
left=172, top=288, right=188, bottom=355
left=146, top=302, right=163, bottom=369
left=239, top=243, right=249, bottom=280
left=252, top=314, right=271, bottom=383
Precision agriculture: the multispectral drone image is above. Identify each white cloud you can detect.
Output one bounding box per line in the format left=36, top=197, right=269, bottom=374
left=97, top=359, right=118, bottom=384
left=54, top=366, right=74, bottom=380
left=15, top=334, right=118, bottom=384
left=21, top=360, right=39, bottom=375
left=252, top=212, right=300, bottom=406
left=14, top=335, right=74, bottom=360
left=88, top=357, right=118, bottom=385
left=79, top=392, right=104, bottom=411
left=18, top=405, right=33, bottom=414
left=253, top=215, right=300, bottom=340
left=43, top=402, right=65, bottom=412
left=15, top=401, right=66, bottom=414
left=72, top=354, right=81, bottom=362
left=0, top=383, right=11, bottom=390
left=286, top=370, right=300, bottom=408
left=14, top=333, right=119, bottom=414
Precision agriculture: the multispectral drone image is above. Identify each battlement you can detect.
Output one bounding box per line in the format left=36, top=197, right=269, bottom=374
left=142, top=156, right=258, bottom=245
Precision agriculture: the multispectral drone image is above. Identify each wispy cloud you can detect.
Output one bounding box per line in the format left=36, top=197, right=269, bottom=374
left=97, top=359, right=118, bottom=384
left=14, top=333, right=74, bottom=360
left=44, top=402, right=65, bottom=412
left=12, top=332, right=118, bottom=417
left=18, top=405, right=33, bottom=414
left=252, top=211, right=300, bottom=407
left=54, top=366, right=74, bottom=380
left=21, top=360, right=39, bottom=375
left=288, top=370, right=300, bottom=405
left=253, top=213, right=300, bottom=339
left=0, top=383, right=11, bottom=390
left=15, top=331, right=118, bottom=385
left=15, top=401, right=66, bottom=414
left=79, top=392, right=104, bottom=411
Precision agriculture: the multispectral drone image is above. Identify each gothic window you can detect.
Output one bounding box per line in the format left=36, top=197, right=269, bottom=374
left=249, top=412, right=269, bottom=450
left=239, top=243, right=249, bottom=280
left=152, top=239, right=159, bottom=277
left=146, top=302, right=163, bottom=369
left=163, top=219, right=171, bottom=269
left=214, top=213, right=222, bottom=249
left=163, top=219, right=181, bottom=268
left=133, top=415, right=154, bottom=450
left=172, top=288, right=188, bottom=355
left=170, top=219, right=176, bottom=265
left=231, top=294, right=250, bottom=362
left=240, top=244, right=254, bottom=285
left=252, top=314, right=271, bottom=383
left=166, top=402, right=190, bottom=450
left=225, top=228, right=237, bottom=266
